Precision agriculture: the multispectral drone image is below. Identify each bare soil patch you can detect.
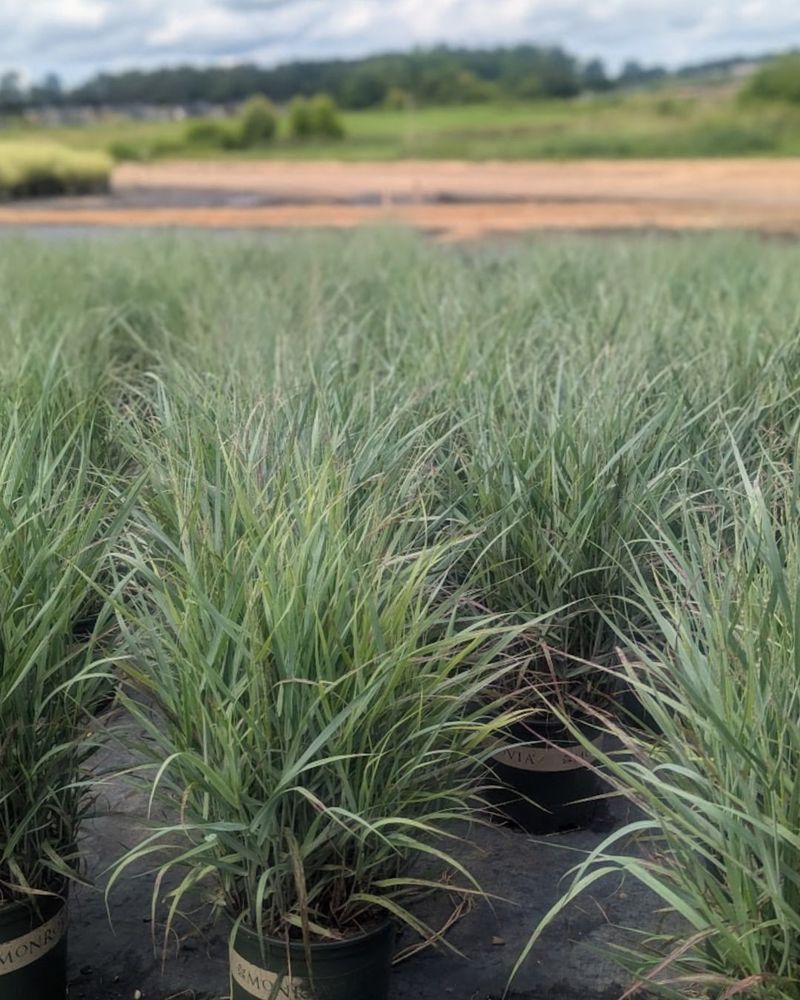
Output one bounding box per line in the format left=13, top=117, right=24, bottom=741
left=2, top=159, right=800, bottom=238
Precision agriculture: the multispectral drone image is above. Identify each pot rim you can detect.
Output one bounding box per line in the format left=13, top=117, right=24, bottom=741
left=502, top=713, right=603, bottom=742
left=233, top=916, right=394, bottom=955
left=0, top=882, right=68, bottom=910
left=0, top=892, right=67, bottom=933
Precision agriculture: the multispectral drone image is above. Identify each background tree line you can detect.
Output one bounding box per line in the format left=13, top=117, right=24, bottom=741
left=11, top=45, right=620, bottom=110
left=2, top=45, right=794, bottom=114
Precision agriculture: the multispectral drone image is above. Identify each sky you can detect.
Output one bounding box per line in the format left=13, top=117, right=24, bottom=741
left=1, top=0, right=799, bottom=86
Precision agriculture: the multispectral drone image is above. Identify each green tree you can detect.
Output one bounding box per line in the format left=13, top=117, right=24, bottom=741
left=341, top=70, right=386, bottom=109
left=742, top=54, right=800, bottom=104
left=583, top=59, right=611, bottom=92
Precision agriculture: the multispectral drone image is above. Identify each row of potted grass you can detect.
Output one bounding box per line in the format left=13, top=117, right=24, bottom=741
left=7, top=372, right=800, bottom=999
left=2, top=232, right=800, bottom=998
left=0, top=357, right=130, bottom=997
left=0, top=370, right=529, bottom=999
left=521, top=465, right=800, bottom=997
left=0, top=142, right=112, bottom=199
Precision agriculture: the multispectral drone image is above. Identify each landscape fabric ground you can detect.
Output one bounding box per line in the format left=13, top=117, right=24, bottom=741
left=69, top=736, right=652, bottom=1000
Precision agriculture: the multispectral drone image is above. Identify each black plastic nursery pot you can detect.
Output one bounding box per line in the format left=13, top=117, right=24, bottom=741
left=617, top=682, right=661, bottom=734
left=0, top=895, right=68, bottom=999
left=612, top=646, right=666, bottom=735
left=71, top=612, right=100, bottom=644
left=230, top=920, right=395, bottom=1000
left=487, top=716, right=604, bottom=834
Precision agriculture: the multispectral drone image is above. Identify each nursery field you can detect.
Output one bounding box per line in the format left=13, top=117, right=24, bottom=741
left=3, top=230, right=800, bottom=1000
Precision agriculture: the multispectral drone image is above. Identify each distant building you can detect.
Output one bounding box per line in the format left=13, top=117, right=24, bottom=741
left=731, top=62, right=759, bottom=79
left=14, top=102, right=235, bottom=128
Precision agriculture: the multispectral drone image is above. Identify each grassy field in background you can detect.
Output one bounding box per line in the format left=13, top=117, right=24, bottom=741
left=4, top=87, right=800, bottom=161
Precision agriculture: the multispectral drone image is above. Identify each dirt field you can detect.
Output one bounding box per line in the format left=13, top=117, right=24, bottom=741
left=2, top=159, right=800, bottom=238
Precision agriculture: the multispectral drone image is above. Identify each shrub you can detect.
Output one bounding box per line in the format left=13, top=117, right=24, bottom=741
left=108, top=137, right=182, bottom=161
left=309, top=93, right=345, bottom=138
left=237, top=93, right=277, bottom=146
left=108, top=139, right=149, bottom=162
left=742, top=53, right=800, bottom=104
left=184, top=118, right=238, bottom=149
left=288, top=95, right=313, bottom=138
left=289, top=93, right=345, bottom=139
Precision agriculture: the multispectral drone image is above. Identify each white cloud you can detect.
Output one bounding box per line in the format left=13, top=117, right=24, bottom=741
left=0, top=0, right=797, bottom=84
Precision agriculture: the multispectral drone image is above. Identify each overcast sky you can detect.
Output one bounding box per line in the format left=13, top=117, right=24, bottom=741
left=1, top=0, right=798, bottom=85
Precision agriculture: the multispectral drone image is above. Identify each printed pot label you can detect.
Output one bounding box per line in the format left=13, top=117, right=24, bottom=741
left=492, top=742, right=596, bottom=773
left=230, top=946, right=312, bottom=1000
left=0, top=906, right=67, bottom=977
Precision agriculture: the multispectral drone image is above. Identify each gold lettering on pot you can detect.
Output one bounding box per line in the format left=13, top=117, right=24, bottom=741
left=0, top=906, right=67, bottom=976
left=230, top=946, right=313, bottom=1000
left=492, top=743, right=595, bottom=772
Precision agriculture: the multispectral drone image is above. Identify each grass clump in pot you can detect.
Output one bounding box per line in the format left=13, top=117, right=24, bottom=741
left=516, top=464, right=800, bottom=998
left=110, top=393, right=520, bottom=999
left=441, top=360, right=680, bottom=700
left=430, top=358, right=685, bottom=831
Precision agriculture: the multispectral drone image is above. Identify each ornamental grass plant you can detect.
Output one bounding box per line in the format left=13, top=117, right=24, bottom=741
left=108, top=382, right=524, bottom=948
left=0, top=354, right=128, bottom=911
left=433, top=360, right=684, bottom=711
left=516, top=462, right=800, bottom=998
